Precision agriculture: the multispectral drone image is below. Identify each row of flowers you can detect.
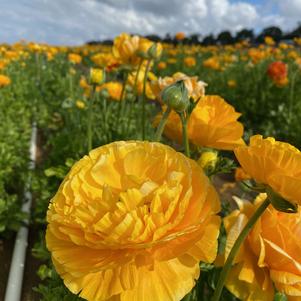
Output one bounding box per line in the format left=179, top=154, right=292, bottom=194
left=43, top=33, right=301, bottom=301
left=1, top=32, right=301, bottom=300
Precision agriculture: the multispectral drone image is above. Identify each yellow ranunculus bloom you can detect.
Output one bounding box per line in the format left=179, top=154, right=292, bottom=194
left=138, top=38, right=162, bottom=59
left=234, top=135, right=301, bottom=206
left=75, top=100, right=85, bottom=109
left=97, top=81, right=123, bottom=101
left=227, top=79, right=237, bottom=88
left=68, top=53, right=82, bottom=64
left=112, top=33, right=140, bottom=65
left=157, top=61, right=167, bottom=70
left=0, top=74, right=11, bottom=87
left=46, top=141, right=221, bottom=301
left=184, top=56, right=196, bottom=67
left=0, top=60, right=6, bottom=70
left=155, top=95, right=245, bottom=150
left=264, top=36, right=275, bottom=46
left=224, top=193, right=301, bottom=301
left=203, top=57, right=220, bottom=70
left=127, top=65, right=157, bottom=99
left=90, top=68, right=104, bottom=85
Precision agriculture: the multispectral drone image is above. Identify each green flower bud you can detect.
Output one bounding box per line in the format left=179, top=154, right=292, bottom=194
left=161, top=80, right=189, bottom=112
left=100, top=88, right=110, bottom=99
left=147, top=44, right=159, bottom=59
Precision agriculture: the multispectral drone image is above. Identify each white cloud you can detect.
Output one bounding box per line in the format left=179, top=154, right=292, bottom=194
left=0, top=0, right=299, bottom=45
left=277, top=0, right=301, bottom=18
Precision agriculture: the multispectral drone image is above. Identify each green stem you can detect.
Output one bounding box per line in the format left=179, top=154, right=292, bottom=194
left=87, top=85, right=96, bottom=152
left=154, top=107, right=171, bottom=142
left=288, top=69, right=299, bottom=125
left=134, top=59, right=144, bottom=94
left=116, top=71, right=129, bottom=133
left=103, top=94, right=107, bottom=142
left=141, top=59, right=152, bottom=140
left=180, top=112, right=190, bottom=157
left=211, top=198, right=270, bottom=301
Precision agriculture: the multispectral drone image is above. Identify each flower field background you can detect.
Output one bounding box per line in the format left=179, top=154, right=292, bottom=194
left=1, top=33, right=301, bottom=301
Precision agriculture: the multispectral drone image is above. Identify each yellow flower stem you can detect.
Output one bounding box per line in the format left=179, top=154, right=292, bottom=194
left=87, top=85, right=96, bottom=152
left=212, top=198, right=270, bottom=301
left=141, top=58, right=152, bottom=140
left=180, top=112, right=190, bottom=157
left=154, top=107, right=172, bottom=142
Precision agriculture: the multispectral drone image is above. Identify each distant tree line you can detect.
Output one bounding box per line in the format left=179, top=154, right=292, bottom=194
left=87, top=23, right=301, bottom=46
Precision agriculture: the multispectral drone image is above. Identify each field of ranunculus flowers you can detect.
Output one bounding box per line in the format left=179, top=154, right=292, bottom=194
left=1, top=33, right=301, bottom=301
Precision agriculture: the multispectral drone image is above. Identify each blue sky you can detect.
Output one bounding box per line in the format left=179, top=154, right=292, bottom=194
left=0, top=0, right=300, bottom=45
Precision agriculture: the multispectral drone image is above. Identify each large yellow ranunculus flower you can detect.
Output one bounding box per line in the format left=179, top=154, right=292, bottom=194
left=224, top=194, right=301, bottom=301
left=112, top=33, right=140, bottom=65
left=234, top=135, right=301, bottom=206
left=155, top=95, right=245, bottom=150
left=46, top=141, right=221, bottom=301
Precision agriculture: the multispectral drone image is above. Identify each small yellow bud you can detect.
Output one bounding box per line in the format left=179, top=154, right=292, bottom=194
left=197, top=151, right=218, bottom=169
left=90, top=68, right=105, bottom=85
left=76, top=100, right=85, bottom=109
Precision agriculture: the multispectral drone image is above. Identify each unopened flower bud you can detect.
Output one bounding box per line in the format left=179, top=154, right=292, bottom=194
left=161, top=80, right=189, bottom=112
left=148, top=43, right=161, bottom=59
left=198, top=151, right=218, bottom=170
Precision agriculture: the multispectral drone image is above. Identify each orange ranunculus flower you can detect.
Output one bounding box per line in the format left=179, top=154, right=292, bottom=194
left=96, top=81, right=123, bottom=101
left=68, top=53, right=82, bottom=64
left=234, top=135, right=301, bottom=206
left=0, top=74, right=11, bottom=87
left=156, top=95, right=245, bottom=150
left=248, top=48, right=266, bottom=64
left=175, top=32, right=185, bottom=41
left=46, top=141, right=221, bottom=301
left=203, top=57, right=220, bottom=70
left=184, top=56, right=196, bottom=67
left=224, top=193, right=301, bottom=301
left=157, top=61, right=167, bottom=70
left=112, top=33, right=140, bottom=65
left=267, top=61, right=288, bottom=83
left=151, top=72, right=207, bottom=102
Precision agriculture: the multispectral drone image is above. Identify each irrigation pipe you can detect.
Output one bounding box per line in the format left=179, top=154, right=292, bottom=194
left=4, top=123, right=37, bottom=301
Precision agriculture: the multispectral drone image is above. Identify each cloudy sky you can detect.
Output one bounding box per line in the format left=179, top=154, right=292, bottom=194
left=0, top=0, right=301, bottom=45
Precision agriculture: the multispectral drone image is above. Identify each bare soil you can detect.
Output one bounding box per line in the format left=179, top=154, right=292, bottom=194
left=0, top=235, right=15, bottom=300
